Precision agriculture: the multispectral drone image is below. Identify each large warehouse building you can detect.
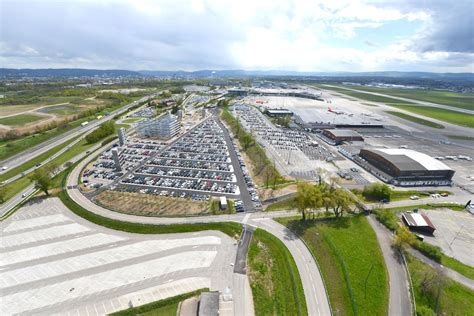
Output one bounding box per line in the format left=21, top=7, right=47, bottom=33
left=322, top=129, right=364, bottom=144
left=358, top=148, right=455, bottom=186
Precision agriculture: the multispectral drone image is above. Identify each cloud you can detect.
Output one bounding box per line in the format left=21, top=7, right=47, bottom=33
left=0, top=0, right=472, bottom=72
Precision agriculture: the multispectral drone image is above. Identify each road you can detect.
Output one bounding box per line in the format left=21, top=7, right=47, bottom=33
left=64, top=154, right=332, bottom=314
left=0, top=94, right=153, bottom=174
left=367, top=216, right=412, bottom=316
left=324, top=85, right=474, bottom=115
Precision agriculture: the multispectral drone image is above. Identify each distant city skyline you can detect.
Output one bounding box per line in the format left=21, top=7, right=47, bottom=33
left=1, top=0, right=473, bottom=72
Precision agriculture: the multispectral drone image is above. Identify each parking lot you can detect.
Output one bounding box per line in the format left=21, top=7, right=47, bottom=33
left=229, top=104, right=338, bottom=179
left=422, top=208, right=474, bottom=267
left=0, top=198, right=236, bottom=315
left=83, top=138, right=163, bottom=189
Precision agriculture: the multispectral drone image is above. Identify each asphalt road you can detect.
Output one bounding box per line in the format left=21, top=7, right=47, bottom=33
left=233, top=224, right=254, bottom=274
left=367, top=216, right=412, bottom=316
left=0, top=95, right=153, bottom=174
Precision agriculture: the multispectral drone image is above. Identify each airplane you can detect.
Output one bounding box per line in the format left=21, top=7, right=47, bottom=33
left=328, top=106, right=345, bottom=115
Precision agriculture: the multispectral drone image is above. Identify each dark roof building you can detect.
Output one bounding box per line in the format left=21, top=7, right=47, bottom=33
left=402, top=212, right=436, bottom=234
left=358, top=148, right=454, bottom=187
left=198, top=292, right=219, bottom=316
left=264, top=108, right=293, bottom=117
left=322, top=129, right=364, bottom=144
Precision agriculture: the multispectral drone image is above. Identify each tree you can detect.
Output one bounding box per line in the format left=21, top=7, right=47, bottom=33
left=296, top=182, right=312, bottom=220
left=393, top=226, right=416, bottom=251
left=362, top=183, right=392, bottom=201
left=331, top=188, right=352, bottom=217
left=30, top=169, right=52, bottom=196
left=0, top=186, right=8, bottom=204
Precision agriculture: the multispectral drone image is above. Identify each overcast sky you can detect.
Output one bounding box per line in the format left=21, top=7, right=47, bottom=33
left=1, top=0, right=473, bottom=72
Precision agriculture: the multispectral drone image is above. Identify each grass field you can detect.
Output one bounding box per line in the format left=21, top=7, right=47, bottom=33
left=320, top=85, right=415, bottom=105
left=392, top=105, right=474, bottom=128
left=320, top=85, right=474, bottom=128
left=121, top=117, right=143, bottom=124
left=110, top=289, right=207, bottom=316
left=333, top=85, right=474, bottom=111
left=248, top=228, right=307, bottom=315
left=0, top=114, right=46, bottom=126
left=265, top=196, right=297, bottom=211
left=406, top=254, right=474, bottom=315
left=277, top=216, right=389, bottom=316
left=385, top=111, right=445, bottom=129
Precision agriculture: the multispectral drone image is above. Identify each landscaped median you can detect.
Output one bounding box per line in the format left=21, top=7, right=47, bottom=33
left=277, top=215, right=389, bottom=316
left=248, top=228, right=308, bottom=315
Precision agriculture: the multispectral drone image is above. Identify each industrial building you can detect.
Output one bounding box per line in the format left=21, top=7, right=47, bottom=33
left=322, top=129, right=364, bottom=144
left=265, top=108, right=293, bottom=117
left=136, top=112, right=180, bottom=139
left=402, top=211, right=436, bottom=234
left=358, top=148, right=455, bottom=186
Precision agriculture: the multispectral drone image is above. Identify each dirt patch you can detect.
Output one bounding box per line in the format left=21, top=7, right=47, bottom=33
left=95, top=190, right=210, bottom=216
left=258, top=183, right=297, bottom=201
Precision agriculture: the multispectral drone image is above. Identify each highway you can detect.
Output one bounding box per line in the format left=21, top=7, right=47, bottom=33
left=0, top=94, right=154, bottom=174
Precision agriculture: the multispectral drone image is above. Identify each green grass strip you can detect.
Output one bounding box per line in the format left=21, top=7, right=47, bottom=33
left=58, top=190, right=242, bottom=238
left=248, top=228, right=308, bottom=315
left=385, top=111, right=445, bottom=129
left=110, top=288, right=208, bottom=316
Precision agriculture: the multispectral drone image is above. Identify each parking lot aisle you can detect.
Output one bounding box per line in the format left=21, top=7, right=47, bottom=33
left=216, top=114, right=255, bottom=211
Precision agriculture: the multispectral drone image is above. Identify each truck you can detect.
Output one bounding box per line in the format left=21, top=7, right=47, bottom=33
left=81, top=121, right=89, bottom=127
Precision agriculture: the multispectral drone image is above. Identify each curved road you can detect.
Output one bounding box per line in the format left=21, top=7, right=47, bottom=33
left=66, top=146, right=332, bottom=315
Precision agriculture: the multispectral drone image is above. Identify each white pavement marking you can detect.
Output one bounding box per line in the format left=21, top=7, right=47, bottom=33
left=0, top=233, right=124, bottom=267
left=1, top=237, right=220, bottom=288
left=3, top=214, right=71, bottom=233
left=1, top=251, right=216, bottom=315
left=241, top=213, right=251, bottom=224
left=1, top=223, right=90, bottom=249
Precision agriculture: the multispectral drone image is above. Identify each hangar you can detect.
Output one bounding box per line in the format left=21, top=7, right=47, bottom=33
left=358, top=148, right=455, bottom=186
left=322, top=129, right=364, bottom=144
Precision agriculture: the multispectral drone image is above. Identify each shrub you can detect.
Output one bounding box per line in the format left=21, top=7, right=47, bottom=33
left=363, top=183, right=392, bottom=201
left=373, top=209, right=399, bottom=232
left=413, top=241, right=442, bottom=262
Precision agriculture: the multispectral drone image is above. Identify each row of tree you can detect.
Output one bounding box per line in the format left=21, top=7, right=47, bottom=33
left=85, top=121, right=115, bottom=144
left=296, top=182, right=353, bottom=220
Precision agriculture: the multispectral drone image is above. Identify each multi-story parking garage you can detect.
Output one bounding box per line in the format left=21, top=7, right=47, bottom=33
left=357, top=148, right=455, bottom=187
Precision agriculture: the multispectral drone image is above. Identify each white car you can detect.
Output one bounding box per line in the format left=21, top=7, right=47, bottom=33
left=410, top=195, right=420, bottom=200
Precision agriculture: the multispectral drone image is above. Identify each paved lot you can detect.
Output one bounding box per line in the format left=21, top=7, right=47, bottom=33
left=423, top=208, right=474, bottom=266
left=0, top=198, right=237, bottom=315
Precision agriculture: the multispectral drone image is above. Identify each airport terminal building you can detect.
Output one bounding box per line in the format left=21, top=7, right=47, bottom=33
left=322, top=129, right=364, bottom=144
left=357, top=148, right=455, bottom=187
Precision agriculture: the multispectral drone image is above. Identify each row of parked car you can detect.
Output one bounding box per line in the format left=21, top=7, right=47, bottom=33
left=122, top=174, right=238, bottom=194
left=135, top=166, right=234, bottom=182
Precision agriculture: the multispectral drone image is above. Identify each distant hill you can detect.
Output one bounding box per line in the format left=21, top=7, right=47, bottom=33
left=1, top=68, right=472, bottom=81
left=0, top=68, right=141, bottom=78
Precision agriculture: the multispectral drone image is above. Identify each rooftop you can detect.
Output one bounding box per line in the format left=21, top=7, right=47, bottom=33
left=365, top=148, right=452, bottom=171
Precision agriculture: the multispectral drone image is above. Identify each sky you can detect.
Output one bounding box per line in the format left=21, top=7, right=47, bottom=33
left=0, top=0, right=473, bottom=72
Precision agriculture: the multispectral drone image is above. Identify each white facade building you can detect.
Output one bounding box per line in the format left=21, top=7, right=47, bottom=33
left=136, top=112, right=180, bottom=139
